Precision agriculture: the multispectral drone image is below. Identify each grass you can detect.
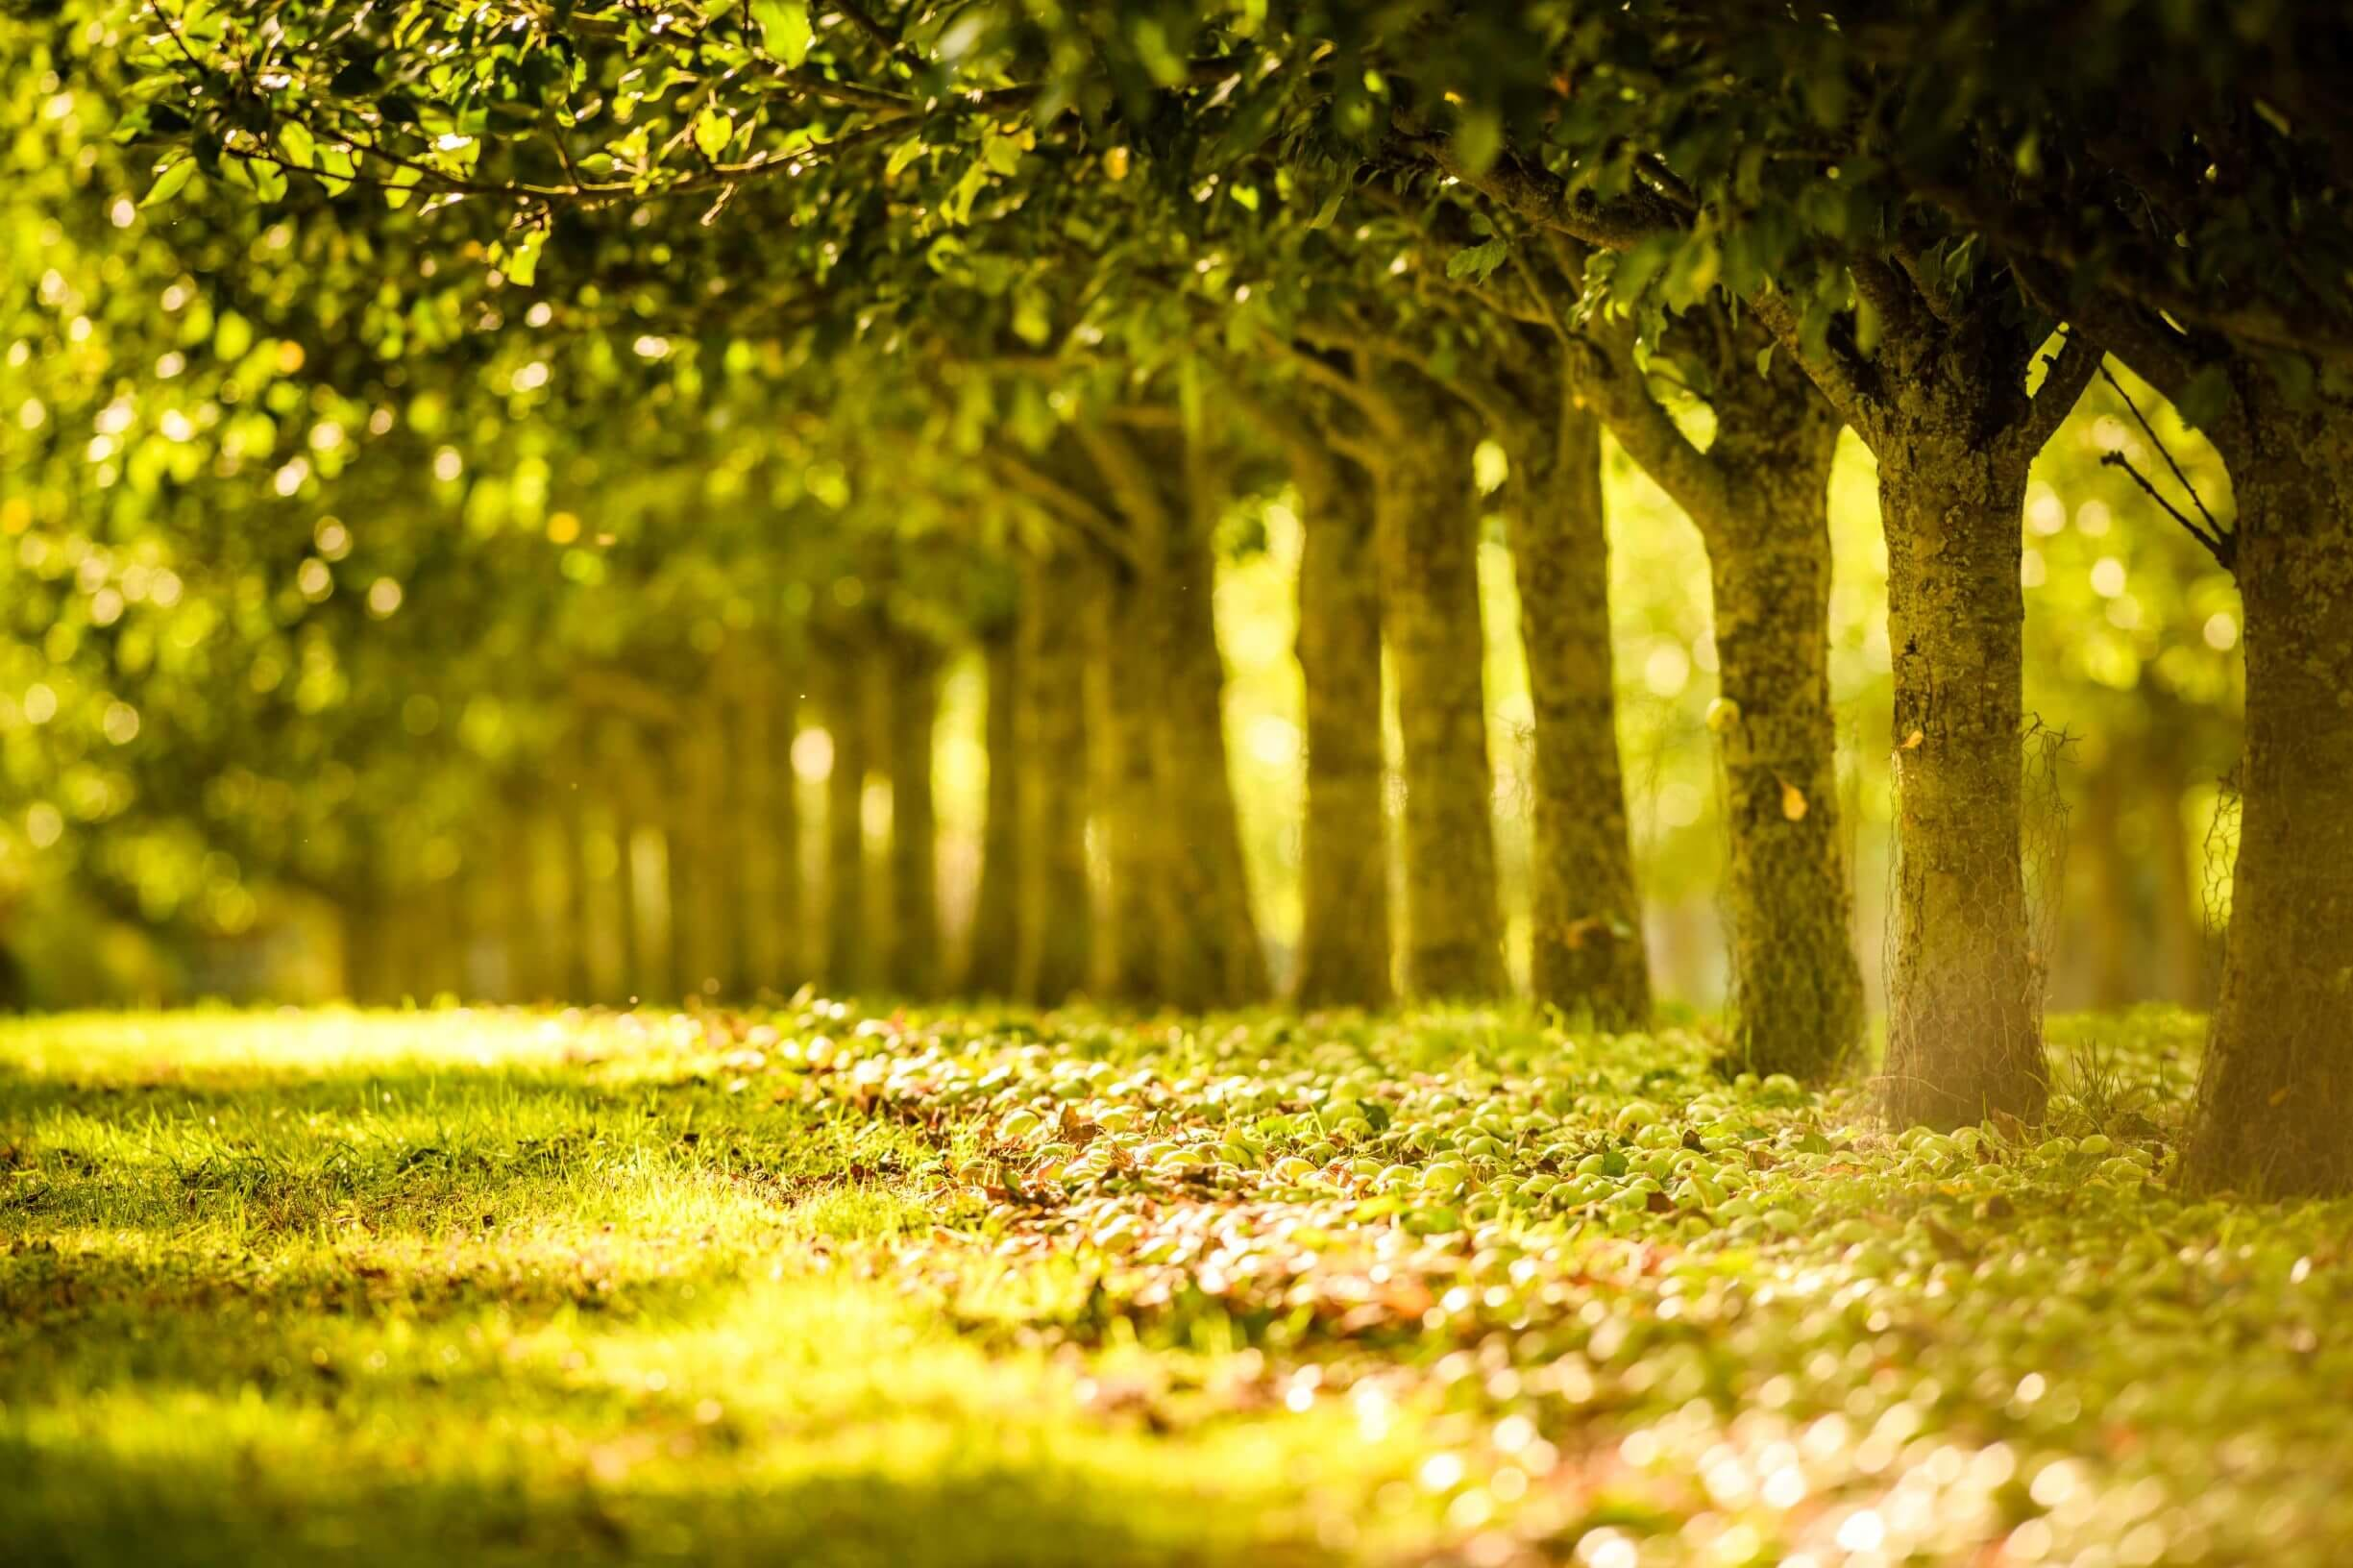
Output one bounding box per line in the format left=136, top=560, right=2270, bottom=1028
left=2, top=1003, right=2348, bottom=1566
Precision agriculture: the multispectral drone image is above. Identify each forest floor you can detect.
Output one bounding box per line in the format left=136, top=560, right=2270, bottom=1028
left=2, top=1004, right=2347, bottom=1567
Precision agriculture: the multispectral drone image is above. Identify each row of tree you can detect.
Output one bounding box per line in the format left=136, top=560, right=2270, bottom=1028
left=7, top=2, right=2348, bottom=1194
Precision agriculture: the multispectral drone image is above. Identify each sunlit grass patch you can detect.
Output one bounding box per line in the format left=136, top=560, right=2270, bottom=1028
left=6, top=1004, right=2353, bottom=1566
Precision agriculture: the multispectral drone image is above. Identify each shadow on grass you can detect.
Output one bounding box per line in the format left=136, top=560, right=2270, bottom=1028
left=0, top=1435, right=1336, bottom=1568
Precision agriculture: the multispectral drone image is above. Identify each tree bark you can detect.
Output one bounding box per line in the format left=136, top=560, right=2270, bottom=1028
left=1015, top=548, right=1093, bottom=1004
left=557, top=740, right=597, bottom=1005
left=2080, top=745, right=2138, bottom=1010
left=341, top=860, right=391, bottom=1005
left=1145, top=484, right=1269, bottom=1010
left=1563, top=313, right=1863, bottom=1071
left=727, top=663, right=777, bottom=995
left=770, top=661, right=807, bottom=992
left=883, top=631, right=944, bottom=997
left=963, top=625, right=1021, bottom=996
left=1293, top=466, right=1394, bottom=1009
left=1376, top=400, right=1507, bottom=998
left=1704, top=396, right=1868, bottom=1079
left=1876, top=438, right=2047, bottom=1127
left=1091, top=550, right=1164, bottom=1001
left=1508, top=399, right=1651, bottom=1029
left=821, top=642, right=875, bottom=995
left=604, top=723, right=655, bottom=1004
left=498, top=792, right=552, bottom=1003
left=2184, top=386, right=2353, bottom=1196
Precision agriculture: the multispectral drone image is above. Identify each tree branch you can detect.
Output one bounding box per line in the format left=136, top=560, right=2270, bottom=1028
left=2101, top=453, right=2236, bottom=572
left=1745, top=287, right=1884, bottom=439
left=1563, top=316, right=1731, bottom=534
left=2010, top=327, right=2102, bottom=457
left=985, top=449, right=1140, bottom=567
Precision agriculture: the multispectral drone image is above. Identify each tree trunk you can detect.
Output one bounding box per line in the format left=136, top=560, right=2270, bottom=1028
left=963, top=626, right=1022, bottom=996
left=770, top=663, right=807, bottom=992
left=557, top=744, right=597, bottom=1004
left=2185, top=388, right=2353, bottom=1196
left=1016, top=549, right=1093, bottom=1004
left=1143, top=496, right=1267, bottom=1010
left=2080, top=746, right=2138, bottom=1010
left=821, top=645, right=873, bottom=995
left=605, top=723, right=655, bottom=1005
left=1376, top=409, right=1507, bottom=997
left=883, top=633, right=943, bottom=997
left=1091, top=552, right=1164, bottom=1001
left=1877, top=441, right=2047, bottom=1127
left=342, top=864, right=390, bottom=1005
left=1707, top=426, right=1867, bottom=1078
left=2144, top=728, right=2205, bottom=1008
left=1293, top=472, right=1394, bottom=1009
left=728, top=665, right=776, bottom=996
left=498, top=796, right=551, bottom=1003
left=1509, top=404, right=1651, bottom=1028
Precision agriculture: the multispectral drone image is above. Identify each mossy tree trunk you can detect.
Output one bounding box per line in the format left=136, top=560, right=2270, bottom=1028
left=1704, top=384, right=1866, bottom=1077
left=1503, top=372, right=1650, bottom=1028
left=1077, top=423, right=1267, bottom=1010
left=1560, top=307, right=1861, bottom=1073
left=554, top=737, right=599, bottom=1005
left=883, top=630, right=944, bottom=997
left=821, top=638, right=874, bottom=995
left=769, top=660, right=807, bottom=991
left=1291, top=453, right=1393, bottom=1009
left=1149, top=496, right=1270, bottom=1008
left=2185, top=385, right=2353, bottom=1196
left=1759, top=284, right=2094, bottom=1127
left=602, top=720, right=655, bottom=1004
left=1375, top=394, right=1507, bottom=998
left=1875, top=433, right=2046, bottom=1126
left=498, top=788, right=552, bottom=1003
left=341, top=857, right=391, bottom=1005
left=728, top=660, right=782, bottom=996
left=1090, top=545, right=1164, bottom=1001
left=962, top=625, right=1022, bottom=997
left=1015, top=547, right=1093, bottom=1004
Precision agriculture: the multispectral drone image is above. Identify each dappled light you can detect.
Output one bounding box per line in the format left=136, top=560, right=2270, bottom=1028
left=6, top=2, right=2353, bottom=1564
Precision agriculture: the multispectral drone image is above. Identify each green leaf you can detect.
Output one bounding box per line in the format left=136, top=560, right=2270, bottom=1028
left=141, top=155, right=197, bottom=208
left=279, top=121, right=316, bottom=168
left=1445, top=237, right=1508, bottom=283
left=753, top=0, right=814, bottom=66
left=884, top=136, right=926, bottom=180
left=1306, top=180, right=1348, bottom=231
left=500, top=228, right=546, bottom=287
left=692, top=109, right=733, bottom=162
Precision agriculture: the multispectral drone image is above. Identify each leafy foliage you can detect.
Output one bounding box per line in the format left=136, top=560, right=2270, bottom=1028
left=7, top=1005, right=2350, bottom=1564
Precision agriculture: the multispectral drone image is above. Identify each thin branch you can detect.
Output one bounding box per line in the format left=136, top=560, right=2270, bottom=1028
left=828, top=0, right=927, bottom=76
left=1411, top=137, right=1679, bottom=254
left=1259, top=331, right=1404, bottom=440
left=2097, top=362, right=2228, bottom=540
left=986, top=448, right=1140, bottom=568
left=2101, top=453, right=2236, bottom=571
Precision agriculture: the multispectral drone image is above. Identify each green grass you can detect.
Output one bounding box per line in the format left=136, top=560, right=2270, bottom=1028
left=3, top=1004, right=2348, bottom=1566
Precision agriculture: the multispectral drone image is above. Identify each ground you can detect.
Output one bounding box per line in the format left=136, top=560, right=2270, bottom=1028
left=2, top=1004, right=2347, bottom=1567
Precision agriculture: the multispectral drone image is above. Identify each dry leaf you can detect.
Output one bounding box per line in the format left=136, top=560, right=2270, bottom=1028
left=1899, top=729, right=1925, bottom=750
left=1780, top=780, right=1808, bottom=821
